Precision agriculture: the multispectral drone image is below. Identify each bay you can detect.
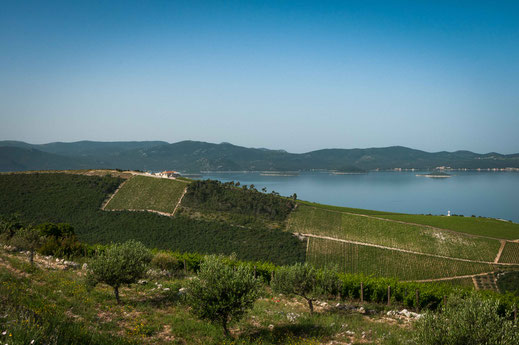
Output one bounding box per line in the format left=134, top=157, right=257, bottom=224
left=197, top=171, right=519, bottom=223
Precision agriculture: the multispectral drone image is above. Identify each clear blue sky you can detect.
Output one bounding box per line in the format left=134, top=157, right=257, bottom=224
left=1, top=0, right=518, bottom=153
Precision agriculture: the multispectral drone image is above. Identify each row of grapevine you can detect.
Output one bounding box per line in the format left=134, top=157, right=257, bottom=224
left=499, top=242, right=519, bottom=264
left=306, top=237, right=501, bottom=281
left=289, top=204, right=500, bottom=262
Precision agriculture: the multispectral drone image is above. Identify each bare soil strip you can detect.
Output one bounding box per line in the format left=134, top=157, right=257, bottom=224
left=495, top=240, right=507, bottom=263
left=172, top=187, right=188, bottom=216
left=100, top=179, right=129, bottom=210
left=302, top=205, right=511, bottom=242
left=300, top=233, right=519, bottom=266
left=104, top=208, right=173, bottom=217
left=407, top=271, right=496, bottom=283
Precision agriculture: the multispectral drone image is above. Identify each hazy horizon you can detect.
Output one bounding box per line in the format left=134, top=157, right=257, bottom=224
left=1, top=1, right=518, bottom=154
left=2, top=138, right=518, bottom=156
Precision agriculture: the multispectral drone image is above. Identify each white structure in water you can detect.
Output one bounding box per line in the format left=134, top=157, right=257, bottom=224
left=447, top=210, right=451, bottom=216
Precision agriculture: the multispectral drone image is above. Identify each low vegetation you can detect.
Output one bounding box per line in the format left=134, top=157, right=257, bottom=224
left=497, top=271, right=519, bottom=296
left=299, top=200, right=519, bottom=239
left=105, top=175, right=187, bottom=214
left=2, top=244, right=519, bottom=344
left=414, top=293, right=519, bottom=344
left=0, top=173, right=305, bottom=265
left=306, top=237, right=504, bottom=280
left=499, top=242, right=519, bottom=264
left=289, top=204, right=501, bottom=262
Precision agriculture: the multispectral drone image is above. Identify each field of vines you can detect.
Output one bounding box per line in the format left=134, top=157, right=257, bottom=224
left=306, top=237, right=501, bottom=280
left=499, top=242, right=519, bottom=264
left=299, top=200, right=519, bottom=240
left=105, top=175, right=187, bottom=213
left=289, top=205, right=500, bottom=262
left=0, top=173, right=306, bottom=265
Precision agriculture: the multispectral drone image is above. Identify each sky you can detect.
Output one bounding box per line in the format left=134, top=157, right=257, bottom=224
left=1, top=0, right=518, bottom=154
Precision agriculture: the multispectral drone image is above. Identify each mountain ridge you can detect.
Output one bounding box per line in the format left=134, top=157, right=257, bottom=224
left=1, top=140, right=518, bottom=172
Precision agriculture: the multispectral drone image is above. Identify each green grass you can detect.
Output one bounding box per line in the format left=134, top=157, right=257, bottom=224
left=306, top=237, right=501, bottom=281
left=378, top=214, right=519, bottom=240
left=0, top=250, right=414, bottom=345
left=289, top=204, right=501, bottom=262
left=297, top=200, right=397, bottom=216
left=299, top=201, right=519, bottom=240
left=499, top=242, right=519, bottom=264
left=105, top=175, right=188, bottom=214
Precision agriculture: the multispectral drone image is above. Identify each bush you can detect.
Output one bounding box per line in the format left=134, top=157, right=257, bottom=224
left=414, top=292, right=519, bottom=345
left=151, top=252, right=182, bottom=274
left=185, top=255, right=260, bottom=337
left=87, top=240, right=153, bottom=304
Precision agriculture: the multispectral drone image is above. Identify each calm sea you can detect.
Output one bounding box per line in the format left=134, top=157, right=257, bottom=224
left=197, top=171, right=519, bottom=223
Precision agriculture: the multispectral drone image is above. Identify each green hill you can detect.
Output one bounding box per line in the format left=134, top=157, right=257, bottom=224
left=0, top=173, right=305, bottom=265
left=1, top=170, right=518, bottom=285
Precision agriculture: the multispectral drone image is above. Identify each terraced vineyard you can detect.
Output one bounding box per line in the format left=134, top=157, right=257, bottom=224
left=288, top=204, right=501, bottom=262
left=499, top=242, right=519, bottom=264
left=105, top=175, right=188, bottom=214
left=306, top=237, right=499, bottom=280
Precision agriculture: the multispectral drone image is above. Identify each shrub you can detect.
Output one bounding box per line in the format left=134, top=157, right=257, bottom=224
left=414, top=292, right=519, bottom=345
left=87, top=240, right=152, bottom=304
left=151, top=252, right=182, bottom=274
left=36, top=222, right=75, bottom=238
left=0, top=214, right=24, bottom=242
left=185, top=255, right=260, bottom=337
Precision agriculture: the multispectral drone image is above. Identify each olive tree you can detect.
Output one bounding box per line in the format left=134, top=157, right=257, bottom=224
left=87, top=240, right=152, bottom=304
left=271, top=263, right=338, bottom=313
left=185, top=255, right=260, bottom=337
left=11, top=226, right=43, bottom=265
left=414, top=293, right=519, bottom=345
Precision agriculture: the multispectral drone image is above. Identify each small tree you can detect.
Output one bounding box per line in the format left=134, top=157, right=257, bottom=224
left=414, top=293, right=519, bottom=345
left=11, top=226, right=43, bottom=265
left=87, top=240, right=152, bottom=304
left=271, top=263, right=338, bottom=313
left=185, top=255, right=260, bottom=337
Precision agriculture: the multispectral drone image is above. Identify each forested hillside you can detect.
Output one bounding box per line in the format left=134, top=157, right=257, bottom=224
left=2, top=140, right=519, bottom=172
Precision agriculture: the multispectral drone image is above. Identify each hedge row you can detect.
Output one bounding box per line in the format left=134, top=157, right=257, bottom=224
left=148, top=249, right=519, bottom=313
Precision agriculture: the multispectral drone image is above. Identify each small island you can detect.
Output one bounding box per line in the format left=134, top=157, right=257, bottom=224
left=416, top=171, right=452, bottom=178
left=260, top=171, right=299, bottom=176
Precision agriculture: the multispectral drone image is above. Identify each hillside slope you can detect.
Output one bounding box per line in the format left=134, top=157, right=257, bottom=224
left=1, top=171, right=518, bottom=283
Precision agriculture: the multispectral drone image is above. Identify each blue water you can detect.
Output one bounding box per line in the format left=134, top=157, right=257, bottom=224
left=197, top=171, right=519, bottom=223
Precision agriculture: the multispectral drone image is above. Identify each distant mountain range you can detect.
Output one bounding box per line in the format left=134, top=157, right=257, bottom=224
left=1, top=140, right=518, bottom=172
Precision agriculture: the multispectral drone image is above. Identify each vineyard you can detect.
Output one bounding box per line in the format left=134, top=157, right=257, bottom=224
left=0, top=173, right=306, bottom=265
left=306, top=237, right=502, bottom=281
left=298, top=200, right=519, bottom=239
left=288, top=204, right=501, bottom=262
left=104, top=175, right=187, bottom=214
left=499, top=242, right=519, bottom=264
